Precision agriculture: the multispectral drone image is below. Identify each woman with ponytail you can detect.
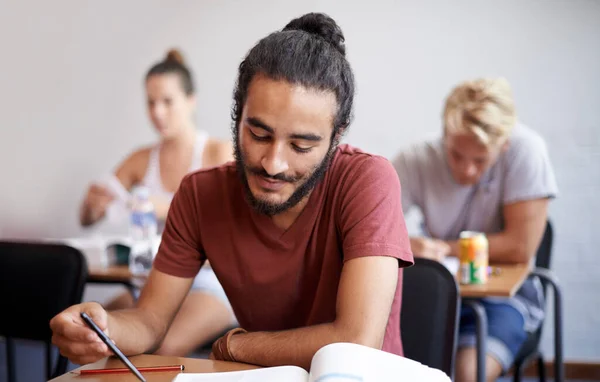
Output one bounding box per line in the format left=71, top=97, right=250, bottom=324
left=79, top=49, right=237, bottom=356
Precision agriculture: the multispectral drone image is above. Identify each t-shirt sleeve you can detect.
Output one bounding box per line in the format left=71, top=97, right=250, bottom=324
left=391, top=148, right=419, bottom=214
left=503, top=132, right=559, bottom=205
left=340, top=156, right=414, bottom=267
left=153, top=174, right=205, bottom=278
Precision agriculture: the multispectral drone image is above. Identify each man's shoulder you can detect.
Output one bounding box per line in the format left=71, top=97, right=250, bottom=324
left=506, top=123, right=546, bottom=161
left=401, top=135, right=442, bottom=160
left=327, top=145, right=401, bottom=202
left=189, top=161, right=236, bottom=179
left=332, top=144, right=396, bottom=177
left=181, top=162, right=238, bottom=197
left=392, top=136, right=445, bottom=176
left=507, top=122, right=548, bottom=153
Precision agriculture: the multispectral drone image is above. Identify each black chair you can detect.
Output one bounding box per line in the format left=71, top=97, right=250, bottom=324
left=0, top=241, right=88, bottom=382
left=401, top=257, right=461, bottom=380
left=511, top=221, right=564, bottom=382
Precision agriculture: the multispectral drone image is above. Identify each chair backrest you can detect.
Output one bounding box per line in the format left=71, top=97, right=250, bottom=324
left=400, top=258, right=460, bottom=379
left=0, top=241, right=87, bottom=341
left=534, top=220, right=553, bottom=270
left=510, top=220, right=555, bottom=369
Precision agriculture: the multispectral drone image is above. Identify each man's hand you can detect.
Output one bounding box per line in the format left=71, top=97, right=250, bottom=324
left=409, top=237, right=451, bottom=261
left=50, top=302, right=113, bottom=365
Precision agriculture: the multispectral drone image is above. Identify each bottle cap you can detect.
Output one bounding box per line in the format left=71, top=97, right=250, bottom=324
left=132, top=186, right=150, bottom=201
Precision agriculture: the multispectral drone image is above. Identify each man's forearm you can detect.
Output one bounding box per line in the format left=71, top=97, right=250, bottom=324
left=107, top=308, right=168, bottom=356
left=447, top=232, right=529, bottom=263
left=229, top=322, right=370, bottom=370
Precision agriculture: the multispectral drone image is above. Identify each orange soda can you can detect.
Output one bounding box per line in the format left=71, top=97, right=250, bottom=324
left=459, top=231, right=489, bottom=285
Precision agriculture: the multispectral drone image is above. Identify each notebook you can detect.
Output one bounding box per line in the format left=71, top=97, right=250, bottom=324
left=173, top=342, right=450, bottom=382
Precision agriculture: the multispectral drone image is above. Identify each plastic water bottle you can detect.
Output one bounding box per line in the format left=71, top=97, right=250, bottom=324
left=129, top=186, right=158, bottom=276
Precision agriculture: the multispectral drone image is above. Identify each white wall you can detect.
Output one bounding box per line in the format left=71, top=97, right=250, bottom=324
left=1, top=0, right=599, bottom=360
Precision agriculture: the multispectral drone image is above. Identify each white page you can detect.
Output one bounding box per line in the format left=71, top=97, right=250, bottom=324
left=442, top=256, right=459, bottom=275
left=172, top=365, right=308, bottom=382
left=52, top=236, right=110, bottom=268
left=308, top=343, right=451, bottom=382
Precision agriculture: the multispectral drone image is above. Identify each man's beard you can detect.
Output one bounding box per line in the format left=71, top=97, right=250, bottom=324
left=233, top=132, right=336, bottom=216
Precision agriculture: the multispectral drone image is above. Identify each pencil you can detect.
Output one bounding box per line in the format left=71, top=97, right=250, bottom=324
left=80, top=365, right=184, bottom=375
left=79, top=312, right=147, bottom=382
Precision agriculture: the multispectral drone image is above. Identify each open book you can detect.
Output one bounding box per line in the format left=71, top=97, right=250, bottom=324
left=173, top=342, right=450, bottom=382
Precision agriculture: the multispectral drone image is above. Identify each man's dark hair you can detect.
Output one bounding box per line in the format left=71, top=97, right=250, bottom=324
left=231, top=12, right=355, bottom=138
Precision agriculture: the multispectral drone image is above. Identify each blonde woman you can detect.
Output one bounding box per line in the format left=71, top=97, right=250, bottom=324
left=393, top=78, right=558, bottom=381
left=79, top=49, right=237, bottom=356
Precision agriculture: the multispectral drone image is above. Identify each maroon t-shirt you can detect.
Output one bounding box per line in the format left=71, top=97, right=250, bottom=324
left=154, top=144, right=414, bottom=355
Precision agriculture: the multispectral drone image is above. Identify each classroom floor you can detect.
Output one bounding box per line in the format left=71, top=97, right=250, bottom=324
left=0, top=339, right=594, bottom=382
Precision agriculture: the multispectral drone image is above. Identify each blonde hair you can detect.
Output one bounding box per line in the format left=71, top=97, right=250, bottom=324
left=443, top=77, right=516, bottom=147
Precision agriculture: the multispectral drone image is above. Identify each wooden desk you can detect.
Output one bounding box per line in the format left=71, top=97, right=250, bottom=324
left=85, top=262, right=531, bottom=382
left=459, top=263, right=531, bottom=298
left=88, top=265, right=138, bottom=284
left=50, top=354, right=259, bottom=382
left=90, top=263, right=532, bottom=299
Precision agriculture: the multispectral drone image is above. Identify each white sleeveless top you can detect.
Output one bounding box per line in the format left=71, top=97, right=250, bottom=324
left=140, top=131, right=208, bottom=202
left=110, top=130, right=226, bottom=289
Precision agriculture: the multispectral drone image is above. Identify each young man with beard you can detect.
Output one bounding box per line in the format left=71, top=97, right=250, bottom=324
left=50, top=13, right=413, bottom=370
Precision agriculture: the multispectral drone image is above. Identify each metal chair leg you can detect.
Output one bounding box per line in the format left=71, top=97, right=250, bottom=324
left=530, top=268, right=563, bottom=382
left=48, top=341, right=70, bottom=379
left=53, top=355, right=69, bottom=379
left=513, top=363, right=523, bottom=382
left=463, top=300, right=487, bottom=382
left=6, top=337, right=16, bottom=382
left=537, top=354, right=546, bottom=382
left=46, top=342, right=52, bottom=380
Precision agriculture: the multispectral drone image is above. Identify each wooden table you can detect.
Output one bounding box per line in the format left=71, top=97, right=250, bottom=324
left=87, top=265, right=143, bottom=298
left=50, top=354, right=259, bottom=382
left=460, top=263, right=531, bottom=298
left=88, top=265, right=139, bottom=284
left=88, top=265, right=137, bottom=283
left=86, top=262, right=532, bottom=382
left=90, top=263, right=532, bottom=296
left=89, top=263, right=532, bottom=301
